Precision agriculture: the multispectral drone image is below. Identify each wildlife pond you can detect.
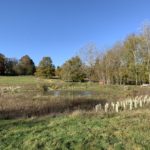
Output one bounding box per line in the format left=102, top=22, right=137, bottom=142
left=45, top=90, right=99, bottom=97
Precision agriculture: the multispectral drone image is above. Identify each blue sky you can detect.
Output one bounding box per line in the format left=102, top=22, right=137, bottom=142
left=0, top=0, right=150, bottom=66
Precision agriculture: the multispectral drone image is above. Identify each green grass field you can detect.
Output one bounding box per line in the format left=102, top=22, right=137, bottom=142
left=0, top=76, right=150, bottom=150
left=0, top=76, right=39, bottom=85
left=0, top=109, right=150, bottom=150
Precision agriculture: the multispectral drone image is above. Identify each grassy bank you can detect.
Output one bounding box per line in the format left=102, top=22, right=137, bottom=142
left=0, top=109, right=150, bottom=150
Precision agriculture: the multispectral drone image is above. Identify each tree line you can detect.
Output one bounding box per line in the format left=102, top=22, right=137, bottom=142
left=90, top=24, right=150, bottom=85
left=59, top=23, right=150, bottom=85
left=0, top=23, right=150, bottom=85
left=0, top=54, right=36, bottom=76
left=0, top=54, right=55, bottom=77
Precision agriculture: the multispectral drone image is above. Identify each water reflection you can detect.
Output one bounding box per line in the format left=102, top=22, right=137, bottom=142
left=46, top=90, right=98, bottom=97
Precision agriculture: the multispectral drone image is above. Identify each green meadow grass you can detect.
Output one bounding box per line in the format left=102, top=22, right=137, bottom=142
left=0, top=76, right=150, bottom=150
left=0, top=76, right=39, bottom=85
left=0, top=109, right=150, bottom=150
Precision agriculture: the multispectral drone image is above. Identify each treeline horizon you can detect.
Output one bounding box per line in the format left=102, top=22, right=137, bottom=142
left=0, top=23, right=150, bottom=85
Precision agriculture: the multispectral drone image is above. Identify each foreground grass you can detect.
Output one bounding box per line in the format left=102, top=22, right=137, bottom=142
left=0, top=109, right=150, bottom=150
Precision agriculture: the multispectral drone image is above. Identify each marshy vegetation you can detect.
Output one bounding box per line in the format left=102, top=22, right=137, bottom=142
left=0, top=76, right=150, bottom=149
left=1, top=76, right=149, bottom=119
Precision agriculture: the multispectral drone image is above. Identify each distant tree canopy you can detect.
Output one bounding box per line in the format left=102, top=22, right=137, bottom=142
left=0, top=53, right=5, bottom=75
left=15, top=55, right=36, bottom=75
left=0, top=23, right=150, bottom=84
left=0, top=54, right=35, bottom=76
left=55, top=66, right=62, bottom=78
left=78, top=33, right=149, bottom=85
left=5, top=58, right=18, bottom=75
left=35, top=57, right=55, bottom=78
left=60, top=56, right=85, bottom=82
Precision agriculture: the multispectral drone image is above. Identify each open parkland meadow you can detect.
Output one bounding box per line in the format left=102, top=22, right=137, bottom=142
left=0, top=76, right=150, bottom=150
left=1, top=0, right=150, bottom=149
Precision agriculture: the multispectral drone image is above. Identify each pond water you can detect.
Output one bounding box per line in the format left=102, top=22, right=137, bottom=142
left=46, top=90, right=99, bottom=97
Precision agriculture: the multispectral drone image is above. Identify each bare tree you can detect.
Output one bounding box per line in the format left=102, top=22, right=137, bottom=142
left=78, top=43, right=100, bottom=81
